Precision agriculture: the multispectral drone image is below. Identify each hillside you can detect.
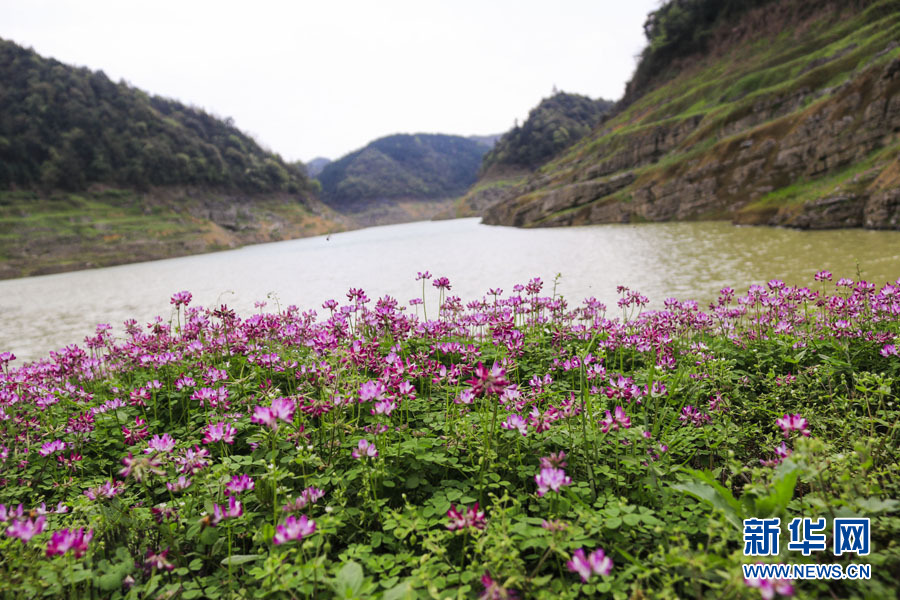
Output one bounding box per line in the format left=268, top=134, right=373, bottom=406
left=483, top=0, right=900, bottom=230
left=0, top=38, right=342, bottom=278
left=316, top=133, right=490, bottom=225
left=449, top=92, right=614, bottom=218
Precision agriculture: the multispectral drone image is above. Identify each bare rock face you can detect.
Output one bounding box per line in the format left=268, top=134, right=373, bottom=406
left=484, top=43, right=900, bottom=231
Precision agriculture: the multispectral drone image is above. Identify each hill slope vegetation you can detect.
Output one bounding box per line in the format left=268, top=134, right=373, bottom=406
left=483, top=0, right=900, bottom=230
left=449, top=92, right=613, bottom=218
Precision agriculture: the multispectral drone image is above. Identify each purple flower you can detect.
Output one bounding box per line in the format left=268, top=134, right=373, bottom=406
left=46, top=528, right=93, bottom=558
left=39, top=439, right=66, bottom=457
left=84, top=480, right=124, bottom=500
left=6, top=515, right=45, bottom=543
left=500, top=414, right=528, bottom=436
left=776, top=414, right=810, bottom=438
left=145, top=433, right=176, bottom=454
left=745, top=574, right=795, bottom=599
left=251, top=397, right=296, bottom=430
left=600, top=406, right=631, bottom=433
left=207, top=497, right=242, bottom=526
left=432, top=276, right=452, bottom=290
left=225, top=474, right=255, bottom=495
left=446, top=503, right=486, bottom=531
left=273, top=514, right=316, bottom=545
left=170, top=291, right=193, bottom=307
left=534, top=467, right=572, bottom=497
left=480, top=571, right=518, bottom=600
left=166, top=476, right=193, bottom=492
left=467, top=361, right=510, bottom=397
left=283, top=487, right=326, bottom=512
left=144, top=548, right=175, bottom=573
left=567, top=547, right=613, bottom=582
left=202, top=421, right=236, bottom=445
left=351, top=439, right=378, bottom=459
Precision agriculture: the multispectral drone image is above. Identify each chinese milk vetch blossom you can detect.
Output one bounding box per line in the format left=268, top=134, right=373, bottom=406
left=273, top=514, right=316, bottom=545
left=566, top=547, right=613, bottom=582
left=535, top=467, right=572, bottom=496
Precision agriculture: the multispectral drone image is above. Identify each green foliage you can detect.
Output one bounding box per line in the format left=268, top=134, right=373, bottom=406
left=482, top=92, right=613, bottom=171
left=316, top=134, right=489, bottom=209
left=0, top=38, right=310, bottom=194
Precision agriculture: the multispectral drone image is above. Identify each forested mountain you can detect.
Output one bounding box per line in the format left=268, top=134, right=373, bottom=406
left=445, top=92, right=613, bottom=219
left=316, top=133, right=490, bottom=213
left=483, top=0, right=900, bottom=230
left=305, top=157, right=332, bottom=177
left=0, top=38, right=310, bottom=194
left=0, top=38, right=341, bottom=279
left=480, top=92, right=614, bottom=174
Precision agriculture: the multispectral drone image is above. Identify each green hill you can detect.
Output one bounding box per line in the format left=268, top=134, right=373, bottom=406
left=483, top=0, right=900, bottom=230
left=448, top=92, right=613, bottom=218
left=316, top=133, right=490, bottom=223
left=0, top=38, right=341, bottom=278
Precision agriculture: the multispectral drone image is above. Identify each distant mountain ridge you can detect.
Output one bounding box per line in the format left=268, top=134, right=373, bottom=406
left=446, top=92, right=614, bottom=218
left=315, top=133, right=491, bottom=223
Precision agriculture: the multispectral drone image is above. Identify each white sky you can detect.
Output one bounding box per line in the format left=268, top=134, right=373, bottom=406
left=1, top=0, right=660, bottom=163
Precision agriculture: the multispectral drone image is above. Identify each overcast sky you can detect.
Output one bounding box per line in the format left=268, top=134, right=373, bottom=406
left=1, top=0, right=660, bottom=163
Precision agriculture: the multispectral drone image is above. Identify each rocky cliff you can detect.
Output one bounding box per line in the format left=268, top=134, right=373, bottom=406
left=483, top=0, right=900, bottom=230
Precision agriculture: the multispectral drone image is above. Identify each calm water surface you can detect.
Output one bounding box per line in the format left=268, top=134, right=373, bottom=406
left=2, top=218, right=898, bottom=361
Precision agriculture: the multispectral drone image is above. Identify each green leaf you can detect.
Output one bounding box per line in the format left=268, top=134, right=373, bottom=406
left=220, top=554, right=263, bottom=566
left=382, top=580, right=415, bottom=600
left=605, top=516, right=622, bottom=529
left=623, top=513, right=641, bottom=527
left=753, top=460, right=801, bottom=518
left=670, top=469, right=744, bottom=531
left=333, top=560, right=364, bottom=598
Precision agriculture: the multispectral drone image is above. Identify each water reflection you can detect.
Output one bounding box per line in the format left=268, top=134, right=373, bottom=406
left=1, top=219, right=898, bottom=361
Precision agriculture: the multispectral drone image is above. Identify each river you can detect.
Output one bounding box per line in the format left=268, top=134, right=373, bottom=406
left=1, top=218, right=898, bottom=362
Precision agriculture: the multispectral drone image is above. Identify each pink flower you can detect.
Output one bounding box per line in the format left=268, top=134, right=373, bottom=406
left=351, top=439, right=378, bottom=459
left=500, top=414, right=528, bottom=436
left=467, top=362, right=510, bottom=397
left=145, top=433, right=176, bottom=454
left=166, top=476, right=193, bottom=492
left=283, top=487, right=326, bottom=512
left=6, top=515, right=45, bottom=543
left=251, top=397, right=295, bottom=430
left=371, top=398, right=397, bottom=417
left=776, top=414, right=810, bottom=438
left=446, top=503, right=486, bottom=531
left=39, top=439, right=66, bottom=457
left=539, top=452, right=568, bottom=469
left=175, top=446, right=210, bottom=474
left=480, top=571, right=518, bottom=600
left=534, top=467, right=572, bottom=496
left=273, top=514, right=317, bottom=545
left=225, top=474, right=255, bottom=495
left=567, top=547, right=613, bottom=582
left=745, top=575, right=795, bottom=599
left=46, top=528, right=93, bottom=558
left=84, top=480, right=124, bottom=500
left=208, top=497, right=243, bottom=526
left=600, top=406, right=631, bottom=433
left=170, top=291, right=193, bottom=307
left=203, top=421, right=236, bottom=445
left=144, top=548, right=175, bottom=573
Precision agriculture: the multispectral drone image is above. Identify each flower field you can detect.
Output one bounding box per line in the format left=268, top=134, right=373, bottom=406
left=1, top=272, right=898, bottom=599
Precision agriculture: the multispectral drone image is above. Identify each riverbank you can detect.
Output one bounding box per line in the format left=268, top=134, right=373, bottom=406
left=0, top=187, right=347, bottom=279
